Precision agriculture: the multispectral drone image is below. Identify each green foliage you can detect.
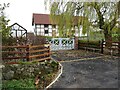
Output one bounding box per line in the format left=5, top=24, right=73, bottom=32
left=78, top=40, right=101, bottom=49
left=45, top=1, right=119, bottom=43
left=3, top=60, right=59, bottom=89
left=0, top=3, right=11, bottom=44
left=112, top=34, right=120, bottom=41
left=50, top=60, right=59, bottom=70
left=49, top=2, right=90, bottom=38
left=2, top=37, right=17, bottom=45
left=0, top=16, right=10, bottom=38
left=89, top=30, right=104, bottom=41
left=112, top=26, right=120, bottom=41
left=79, top=40, right=100, bottom=45
left=3, top=78, right=36, bottom=89
left=79, top=29, right=104, bottom=41
left=35, top=60, right=59, bottom=88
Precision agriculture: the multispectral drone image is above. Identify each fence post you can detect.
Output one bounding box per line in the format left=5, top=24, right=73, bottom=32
left=47, top=44, right=51, bottom=60
left=101, top=39, right=104, bottom=54
left=26, top=45, right=30, bottom=61
left=47, top=44, right=49, bottom=55
left=74, top=36, right=78, bottom=50
left=45, top=44, right=50, bottom=59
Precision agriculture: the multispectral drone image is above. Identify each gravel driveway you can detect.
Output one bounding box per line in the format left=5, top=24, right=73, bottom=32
left=51, top=50, right=119, bottom=88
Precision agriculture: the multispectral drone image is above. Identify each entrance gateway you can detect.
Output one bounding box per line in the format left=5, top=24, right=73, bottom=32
left=48, top=38, right=75, bottom=51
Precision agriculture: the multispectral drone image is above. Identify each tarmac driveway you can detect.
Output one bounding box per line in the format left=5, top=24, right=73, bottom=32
left=51, top=50, right=119, bottom=88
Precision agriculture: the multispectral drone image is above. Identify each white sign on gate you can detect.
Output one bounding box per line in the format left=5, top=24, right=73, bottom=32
left=48, top=38, right=74, bottom=51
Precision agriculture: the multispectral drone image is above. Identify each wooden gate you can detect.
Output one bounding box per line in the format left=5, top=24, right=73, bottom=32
left=49, top=38, right=74, bottom=51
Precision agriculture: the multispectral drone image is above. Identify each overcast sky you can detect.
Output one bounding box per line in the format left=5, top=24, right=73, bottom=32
left=1, top=0, right=119, bottom=33
left=0, top=0, right=50, bottom=32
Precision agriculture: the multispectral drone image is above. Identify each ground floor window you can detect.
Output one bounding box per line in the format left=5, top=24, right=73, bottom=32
left=45, top=30, right=48, bottom=34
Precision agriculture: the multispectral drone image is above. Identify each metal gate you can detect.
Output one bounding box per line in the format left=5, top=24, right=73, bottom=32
left=49, top=38, right=74, bottom=51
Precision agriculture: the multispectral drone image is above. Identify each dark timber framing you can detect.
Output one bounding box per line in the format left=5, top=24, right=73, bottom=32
left=10, top=23, right=27, bottom=44
left=34, top=24, right=58, bottom=37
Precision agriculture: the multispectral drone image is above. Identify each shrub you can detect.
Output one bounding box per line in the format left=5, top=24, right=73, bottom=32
left=78, top=40, right=100, bottom=45
left=2, top=60, right=59, bottom=89
left=78, top=40, right=101, bottom=49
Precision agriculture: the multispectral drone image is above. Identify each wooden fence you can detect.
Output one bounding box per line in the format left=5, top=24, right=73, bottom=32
left=78, top=40, right=120, bottom=56
left=102, top=41, right=120, bottom=56
left=2, top=44, right=51, bottom=64
left=78, top=40, right=102, bottom=52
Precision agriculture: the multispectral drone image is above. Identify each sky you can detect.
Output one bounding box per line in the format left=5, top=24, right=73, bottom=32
left=1, top=0, right=119, bottom=33
left=0, top=0, right=50, bottom=32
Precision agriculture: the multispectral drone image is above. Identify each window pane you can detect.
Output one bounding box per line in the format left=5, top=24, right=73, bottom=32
left=44, top=24, right=48, bottom=27
left=45, top=30, right=48, bottom=34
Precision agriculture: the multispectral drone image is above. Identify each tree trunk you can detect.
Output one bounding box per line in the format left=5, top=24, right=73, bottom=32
left=104, top=33, right=112, bottom=48
left=104, top=29, right=112, bottom=54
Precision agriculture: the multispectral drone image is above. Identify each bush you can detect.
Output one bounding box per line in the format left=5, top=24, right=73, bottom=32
left=2, top=37, right=26, bottom=46
left=78, top=40, right=101, bottom=45
left=2, top=60, right=60, bottom=89
left=78, top=40, right=101, bottom=50
left=28, top=35, right=47, bottom=45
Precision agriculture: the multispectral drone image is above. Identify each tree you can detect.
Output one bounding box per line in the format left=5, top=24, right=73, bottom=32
left=45, top=1, right=90, bottom=37
left=0, top=3, right=11, bottom=45
left=45, top=1, right=119, bottom=47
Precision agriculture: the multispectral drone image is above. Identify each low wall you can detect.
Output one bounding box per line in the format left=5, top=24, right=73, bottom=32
left=2, top=60, right=59, bottom=80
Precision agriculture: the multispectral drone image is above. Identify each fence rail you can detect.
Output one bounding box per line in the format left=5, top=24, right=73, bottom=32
left=102, top=41, right=120, bottom=56
left=78, top=40, right=120, bottom=56
left=78, top=41, right=101, bottom=53
left=2, top=44, right=51, bottom=64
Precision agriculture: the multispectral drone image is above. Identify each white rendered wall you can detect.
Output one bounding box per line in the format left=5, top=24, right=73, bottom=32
left=49, top=28, right=52, bottom=32
left=35, top=24, right=87, bottom=37
left=49, top=25, right=52, bottom=28
left=41, top=25, right=44, bottom=28
left=49, top=33, right=52, bottom=36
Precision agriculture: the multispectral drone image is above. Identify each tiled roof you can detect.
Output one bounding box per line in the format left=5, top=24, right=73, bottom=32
left=32, top=13, right=87, bottom=25
left=32, top=13, right=54, bottom=25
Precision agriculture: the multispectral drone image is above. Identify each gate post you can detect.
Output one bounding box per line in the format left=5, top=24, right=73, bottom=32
left=74, top=36, right=78, bottom=50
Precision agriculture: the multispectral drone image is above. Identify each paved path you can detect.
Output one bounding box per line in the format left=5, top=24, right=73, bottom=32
left=51, top=56, right=119, bottom=88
